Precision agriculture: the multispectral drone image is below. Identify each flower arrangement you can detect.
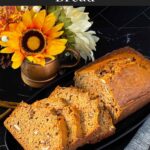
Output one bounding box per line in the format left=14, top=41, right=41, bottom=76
left=0, top=6, right=99, bottom=69
left=0, top=6, right=99, bottom=119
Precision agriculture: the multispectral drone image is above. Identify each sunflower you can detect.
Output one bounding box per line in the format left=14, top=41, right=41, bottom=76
left=0, top=10, right=67, bottom=69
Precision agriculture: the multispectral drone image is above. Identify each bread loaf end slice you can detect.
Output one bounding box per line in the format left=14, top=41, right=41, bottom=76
left=4, top=102, right=68, bottom=150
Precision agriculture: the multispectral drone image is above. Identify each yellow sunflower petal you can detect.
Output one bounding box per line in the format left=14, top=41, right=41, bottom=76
left=11, top=51, right=24, bottom=62
left=33, top=10, right=46, bottom=29
left=46, top=39, right=67, bottom=56
left=0, top=47, right=14, bottom=53
left=59, top=39, right=68, bottom=44
left=48, top=31, right=64, bottom=40
left=22, top=10, right=32, bottom=28
left=9, top=23, right=17, bottom=31
left=12, top=60, right=23, bottom=69
left=16, top=22, right=26, bottom=33
left=42, top=13, right=56, bottom=34
left=11, top=51, right=24, bottom=69
left=30, top=9, right=36, bottom=18
left=38, top=59, right=45, bottom=67
left=52, top=23, right=64, bottom=32
left=46, top=45, right=66, bottom=56
left=32, top=57, right=45, bottom=66
left=1, top=31, right=20, bottom=39
left=44, top=53, right=55, bottom=60
left=0, top=31, right=20, bottom=49
left=27, top=56, right=34, bottom=62
left=0, top=39, right=20, bottom=50
left=27, top=55, right=45, bottom=66
left=34, top=54, right=45, bottom=58
left=27, top=54, right=45, bottom=62
left=0, top=41, right=8, bottom=47
left=48, top=39, right=68, bottom=45
left=7, top=39, right=20, bottom=50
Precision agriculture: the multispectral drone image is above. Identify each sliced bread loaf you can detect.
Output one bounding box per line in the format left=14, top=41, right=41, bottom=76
left=49, top=86, right=114, bottom=144
left=33, top=98, right=83, bottom=150
left=4, top=102, right=68, bottom=150
left=74, top=47, right=150, bottom=123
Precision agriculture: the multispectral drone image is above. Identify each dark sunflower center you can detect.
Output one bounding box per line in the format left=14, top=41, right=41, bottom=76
left=21, top=29, right=46, bottom=53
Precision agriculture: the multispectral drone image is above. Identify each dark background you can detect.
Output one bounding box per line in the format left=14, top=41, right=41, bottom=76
left=0, top=6, right=150, bottom=150
left=86, top=6, right=150, bottom=56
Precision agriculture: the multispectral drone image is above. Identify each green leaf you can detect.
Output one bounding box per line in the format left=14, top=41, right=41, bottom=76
left=58, top=10, right=72, bottom=28
left=46, top=6, right=62, bottom=18
left=68, top=36, right=75, bottom=43
left=65, top=29, right=74, bottom=36
left=16, top=6, right=21, bottom=11
left=46, top=6, right=60, bottom=13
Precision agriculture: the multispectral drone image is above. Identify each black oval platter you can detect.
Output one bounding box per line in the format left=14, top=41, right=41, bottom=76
left=4, top=70, right=150, bottom=150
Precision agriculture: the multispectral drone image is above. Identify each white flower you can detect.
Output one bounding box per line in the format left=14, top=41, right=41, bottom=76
left=32, top=6, right=42, bottom=13
left=63, top=6, right=99, bottom=61
left=75, top=31, right=99, bottom=61
left=20, top=6, right=42, bottom=13
left=20, top=6, right=29, bottom=11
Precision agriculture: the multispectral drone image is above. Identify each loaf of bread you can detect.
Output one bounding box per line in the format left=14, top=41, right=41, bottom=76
left=4, top=102, right=68, bottom=150
left=50, top=86, right=115, bottom=144
left=74, top=47, right=150, bottom=123
left=33, top=98, right=83, bottom=150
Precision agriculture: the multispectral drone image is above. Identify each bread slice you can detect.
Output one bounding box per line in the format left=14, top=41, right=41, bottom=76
left=74, top=71, right=121, bottom=123
left=33, top=98, right=83, bottom=150
left=94, top=101, right=115, bottom=143
left=49, top=86, right=115, bottom=144
left=34, top=97, right=68, bottom=109
left=4, top=102, right=68, bottom=150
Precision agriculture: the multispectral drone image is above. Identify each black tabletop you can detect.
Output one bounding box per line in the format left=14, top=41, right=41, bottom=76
left=1, top=6, right=150, bottom=150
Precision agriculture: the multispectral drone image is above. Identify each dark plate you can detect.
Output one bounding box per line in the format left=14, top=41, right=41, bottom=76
left=4, top=71, right=150, bottom=150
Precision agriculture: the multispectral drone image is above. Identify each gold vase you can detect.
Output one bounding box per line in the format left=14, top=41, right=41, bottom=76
left=21, top=49, right=80, bottom=88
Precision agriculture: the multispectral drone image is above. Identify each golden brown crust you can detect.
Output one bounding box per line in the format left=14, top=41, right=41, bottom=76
left=118, top=91, right=150, bottom=121
left=75, top=46, right=150, bottom=123
left=75, top=47, right=150, bottom=73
